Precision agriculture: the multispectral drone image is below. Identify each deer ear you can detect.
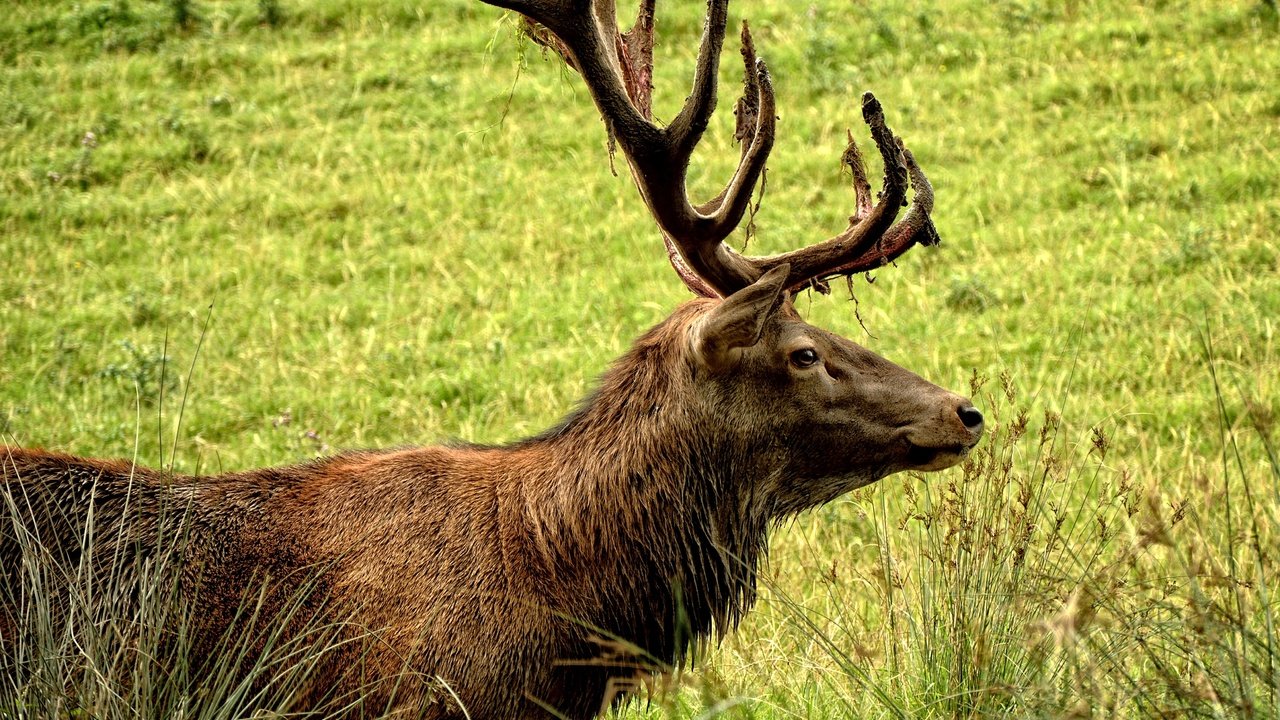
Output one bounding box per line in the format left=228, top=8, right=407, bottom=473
left=692, top=264, right=791, bottom=372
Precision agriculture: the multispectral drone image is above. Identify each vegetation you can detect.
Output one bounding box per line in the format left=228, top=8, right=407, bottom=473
left=1, top=0, right=1277, bottom=717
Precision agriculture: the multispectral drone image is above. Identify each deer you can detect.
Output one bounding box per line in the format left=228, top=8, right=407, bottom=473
left=0, top=0, right=984, bottom=718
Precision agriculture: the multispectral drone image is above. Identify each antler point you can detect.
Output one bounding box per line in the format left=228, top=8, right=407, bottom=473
left=861, top=92, right=885, bottom=122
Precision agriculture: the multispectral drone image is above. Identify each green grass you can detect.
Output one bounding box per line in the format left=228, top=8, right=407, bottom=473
left=2, top=0, right=1278, bottom=717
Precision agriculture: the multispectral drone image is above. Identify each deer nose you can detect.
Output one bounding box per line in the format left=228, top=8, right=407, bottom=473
left=957, top=405, right=984, bottom=431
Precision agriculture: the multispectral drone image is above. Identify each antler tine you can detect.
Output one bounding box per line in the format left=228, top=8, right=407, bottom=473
left=666, top=0, right=729, bottom=156
left=694, top=23, right=774, bottom=219
left=658, top=22, right=770, bottom=298
left=628, top=3, right=778, bottom=295
left=619, top=0, right=655, bottom=119
left=666, top=56, right=777, bottom=295
left=843, top=128, right=874, bottom=225
left=715, top=92, right=938, bottom=295
left=807, top=149, right=939, bottom=281
left=657, top=86, right=929, bottom=297
left=656, top=22, right=775, bottom=298
left=643, top=21, right=775, bottom=299
left=733, top=24, right=762, bottom=153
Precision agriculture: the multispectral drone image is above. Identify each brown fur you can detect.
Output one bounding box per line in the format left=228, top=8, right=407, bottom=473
left=1, top=290, right=982, bottom=718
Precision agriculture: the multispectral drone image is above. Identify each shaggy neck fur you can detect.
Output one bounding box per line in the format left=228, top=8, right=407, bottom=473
left=515, top=300, right=774, bottom=668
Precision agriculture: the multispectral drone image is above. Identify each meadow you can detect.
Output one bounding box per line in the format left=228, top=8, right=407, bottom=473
left=1, top=0, right=1278, bottom=717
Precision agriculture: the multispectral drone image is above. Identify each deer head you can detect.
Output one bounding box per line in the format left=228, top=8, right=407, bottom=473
left=490, top=0, right=984, bottom=498
left=680, top=265, right=982, bottom=517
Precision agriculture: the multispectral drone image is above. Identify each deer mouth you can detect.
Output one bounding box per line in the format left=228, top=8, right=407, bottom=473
left=905, top=441, right=970, bottom=471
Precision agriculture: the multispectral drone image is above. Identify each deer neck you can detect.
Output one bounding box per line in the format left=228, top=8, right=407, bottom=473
left=516, top=318, right=774, bottom=662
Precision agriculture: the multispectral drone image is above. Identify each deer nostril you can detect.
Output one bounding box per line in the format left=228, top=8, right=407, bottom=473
left=958, top=405, right=984, bottom=430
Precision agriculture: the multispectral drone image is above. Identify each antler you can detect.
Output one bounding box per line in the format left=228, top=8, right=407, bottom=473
left=486, top=0, right=939, bottom=298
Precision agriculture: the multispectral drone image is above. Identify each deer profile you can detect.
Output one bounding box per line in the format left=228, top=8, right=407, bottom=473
left=1, top=1, right=983, bottom=718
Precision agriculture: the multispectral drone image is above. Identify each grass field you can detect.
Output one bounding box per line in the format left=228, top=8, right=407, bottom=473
left=2, top=0, right=1278, bottom=717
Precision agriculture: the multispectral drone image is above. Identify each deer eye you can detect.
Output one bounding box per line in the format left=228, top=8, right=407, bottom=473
left=790, top=348, right=820, bottom=368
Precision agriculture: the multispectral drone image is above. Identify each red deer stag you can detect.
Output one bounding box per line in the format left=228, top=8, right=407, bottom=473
left=1, top=0, right=984, bottom=717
